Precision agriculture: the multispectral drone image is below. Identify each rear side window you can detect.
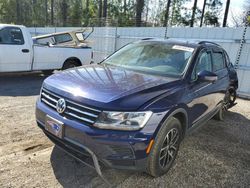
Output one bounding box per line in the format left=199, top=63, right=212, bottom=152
left=0, top=27, right=24, bottom=45
left=54, top=34, right=72, bottom=44
left=212, top=52, right=225, bottom=71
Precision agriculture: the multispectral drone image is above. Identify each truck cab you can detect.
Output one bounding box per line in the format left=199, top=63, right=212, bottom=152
left=0, top=24, right=93, bottom=73
left=0, top=24, right=33, bottom=72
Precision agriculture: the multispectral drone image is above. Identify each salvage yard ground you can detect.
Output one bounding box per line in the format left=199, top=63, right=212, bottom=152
left=0, top=73, right=250, bottom=188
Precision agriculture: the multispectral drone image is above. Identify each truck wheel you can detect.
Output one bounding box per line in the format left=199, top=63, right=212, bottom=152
left=42, top=70, right=54, bottom=75
left=147, top=117, right=182, bottom=177
left=62, top=60, right=80, bottom=70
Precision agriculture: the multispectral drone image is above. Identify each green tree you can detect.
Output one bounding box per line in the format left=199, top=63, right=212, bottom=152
left=70, top=0, right=83, bottom=26
left=136, top=0, right=144, bottom=26
left=200, top=0, right=207, bottom=27
left=204, top=0, right=222, bottom=26
left=222, top=0, right=230, bottom=27
left=60, top=0, right=69, bottom=26
left=190, top=0, right=198, bottom=27
left=163, top=0, right=171, bottom=27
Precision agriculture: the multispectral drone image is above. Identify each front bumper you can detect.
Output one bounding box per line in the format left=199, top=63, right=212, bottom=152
left=36, top=100, right=162, bottom=171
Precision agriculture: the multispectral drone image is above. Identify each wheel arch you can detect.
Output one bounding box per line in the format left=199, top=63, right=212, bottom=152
left=63, top=57, right=82, bottom=68
left=154, top=108, right=189, bottom=139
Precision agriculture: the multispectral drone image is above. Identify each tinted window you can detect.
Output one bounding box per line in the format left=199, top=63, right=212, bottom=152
left=36, top=36, right=55, bottom=45
left=212, top=52, right=225, bottom=71
left=192, top=51, right=212, bottom=80
left=0, top=27, right=24, bottom=45
left=224, top=51, right=231, bottom=67
left=54, top=34, right=72, bottom=44
left=103, top=42, right=194, bottom=77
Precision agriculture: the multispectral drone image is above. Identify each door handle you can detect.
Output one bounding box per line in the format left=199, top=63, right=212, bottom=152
left=22, top=49, right=29, bottom=53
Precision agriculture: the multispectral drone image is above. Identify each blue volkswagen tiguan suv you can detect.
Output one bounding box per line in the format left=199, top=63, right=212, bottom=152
left=36, top=39, right=238, bottom=177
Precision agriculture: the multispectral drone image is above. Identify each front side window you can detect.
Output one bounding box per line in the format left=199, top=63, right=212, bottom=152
left=191, top=51, right=212, bottom=80
left=54, top=34, right=72, bottom=44
left=103, top=42, right=194, bottom=77
left=0, top=27, right=24, bottom=45
left=212, top=52, right=225, bottom=71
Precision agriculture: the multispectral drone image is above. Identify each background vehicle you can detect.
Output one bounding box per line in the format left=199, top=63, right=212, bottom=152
left=36, top=39, right=238, bottom=179
left=0, top=24, right=93, bottom=73
left=33, top=27, right=93, bottom=48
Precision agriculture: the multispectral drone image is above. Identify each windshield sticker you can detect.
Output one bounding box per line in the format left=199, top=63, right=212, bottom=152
left=172, top=45, right=194, bottom=52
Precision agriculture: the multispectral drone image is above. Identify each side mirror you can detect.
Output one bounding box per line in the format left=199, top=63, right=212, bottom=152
left=197, top=70, right=218, bottom=83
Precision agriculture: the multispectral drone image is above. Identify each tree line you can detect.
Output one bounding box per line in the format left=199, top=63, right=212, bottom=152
left=0, top=0, right=248, bottom=27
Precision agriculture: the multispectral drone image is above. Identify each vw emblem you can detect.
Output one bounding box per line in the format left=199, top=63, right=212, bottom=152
left=56, top=98, right=66, bottom=114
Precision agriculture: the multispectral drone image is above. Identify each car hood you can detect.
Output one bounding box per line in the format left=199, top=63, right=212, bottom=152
left=43, top=64, right=181, bottom=110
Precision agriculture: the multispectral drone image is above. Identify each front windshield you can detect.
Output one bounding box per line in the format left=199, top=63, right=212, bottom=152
left=103, top=42, right=194, bottom=77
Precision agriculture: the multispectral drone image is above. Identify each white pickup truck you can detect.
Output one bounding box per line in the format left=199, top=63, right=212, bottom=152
left=0, top=24, right=93, bottom=74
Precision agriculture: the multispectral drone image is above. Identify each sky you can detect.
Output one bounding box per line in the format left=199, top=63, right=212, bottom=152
left=186, top=0, right=245, bottom=26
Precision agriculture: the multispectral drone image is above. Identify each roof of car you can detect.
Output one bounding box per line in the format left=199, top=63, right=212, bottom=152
left=0, top=24, right=25, bottom=30
left=136, top=38, right=221, bottom=49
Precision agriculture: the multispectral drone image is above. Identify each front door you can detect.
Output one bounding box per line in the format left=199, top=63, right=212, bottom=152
left=0, top=26, right=32, bottom=72
left=187, top=49, right=216, bottom=125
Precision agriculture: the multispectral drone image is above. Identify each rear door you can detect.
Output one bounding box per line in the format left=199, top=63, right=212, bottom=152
left=0, top=27, right=32, bottom=72
left=188, top=47, right=230, bottom=126
left=210, top=48, right=230, bottom=106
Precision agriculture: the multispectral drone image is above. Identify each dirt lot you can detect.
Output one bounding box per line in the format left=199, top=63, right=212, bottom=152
left=0, top=73, right=250, bottom=188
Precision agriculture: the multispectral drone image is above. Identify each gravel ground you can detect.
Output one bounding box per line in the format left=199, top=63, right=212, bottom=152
left=0, top=72, right=250, bottom=188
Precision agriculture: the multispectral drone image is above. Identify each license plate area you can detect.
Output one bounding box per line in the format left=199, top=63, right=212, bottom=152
left=45, top=115, right=64, bottom=139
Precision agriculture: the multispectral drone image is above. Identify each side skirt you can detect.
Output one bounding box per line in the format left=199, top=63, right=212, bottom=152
left=186, top=105, right=221, bottom=135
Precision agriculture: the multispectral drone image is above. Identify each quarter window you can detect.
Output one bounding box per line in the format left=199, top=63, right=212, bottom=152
left=212, top=52, right=225, bottom=71
left=0, top=27, right=24, bottom=45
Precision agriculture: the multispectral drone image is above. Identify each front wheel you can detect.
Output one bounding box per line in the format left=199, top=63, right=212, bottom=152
left=147, top=117, right=182, bottom=177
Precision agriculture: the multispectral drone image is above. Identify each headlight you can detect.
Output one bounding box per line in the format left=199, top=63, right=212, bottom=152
left=93, top=111, right=153, bottom=131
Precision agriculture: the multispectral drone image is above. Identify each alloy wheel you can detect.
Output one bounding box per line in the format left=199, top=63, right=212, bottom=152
left=159, top=128, right=180, bottom=168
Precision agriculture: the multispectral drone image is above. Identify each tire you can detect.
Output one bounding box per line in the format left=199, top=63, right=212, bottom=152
left=213, top=106, right=225, bottom=121
left=147, top=117, right=182, bottom=177
left=62, top=59, right=80, bottom=70
left=42, top=70, right=54, bottom=75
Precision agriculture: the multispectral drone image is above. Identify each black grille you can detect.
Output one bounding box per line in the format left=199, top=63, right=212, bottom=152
left=40, top=88, right=101, bottom=125
left=109, top=145, right=134, bottom=158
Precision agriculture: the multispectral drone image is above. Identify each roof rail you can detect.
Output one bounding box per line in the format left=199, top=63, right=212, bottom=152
left=198, top=41, right=220, bottom=46
left=141, top=38, right=154, bottom=40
